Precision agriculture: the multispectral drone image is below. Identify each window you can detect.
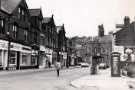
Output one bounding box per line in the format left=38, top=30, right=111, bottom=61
left=22, top=10, right=24, bottom=15
left=18, top=8, right=21, bottom=19
left=34, top=32, right=38, bottom=43
left=9, top=51, right=17, bottom=65
left=22, top=10, right=25, bottom=21
left=0, top=19, right=5, bottom=34
left=31, top=56, right=37, bottom=65
left=18, top=7, right=25, bottom=21
left=12, top=24, right=17, bottom=38
left=24, top=30, right=28, bottom=41
left=1, top=20, right=4, bottom=27
left=22, top=53, right=28, bottom=65
left=0, top=50, right=2, bottom=66
left=18, top=8, right=21, bottom=14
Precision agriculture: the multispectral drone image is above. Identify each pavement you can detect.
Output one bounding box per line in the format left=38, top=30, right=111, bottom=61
left=0, top=66, right=77, bottom=76
left=71, top=68, right=135, bottom=90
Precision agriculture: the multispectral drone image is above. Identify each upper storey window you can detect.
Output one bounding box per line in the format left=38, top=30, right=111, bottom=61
left=18, top=7, right=25, bottom=21
left=0, top=19, right=5, bottom=34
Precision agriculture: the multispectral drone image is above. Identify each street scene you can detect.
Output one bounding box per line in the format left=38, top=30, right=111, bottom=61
left=0, top=0, right=135, bottom=90
left=0, top=67, right=89, bottom=90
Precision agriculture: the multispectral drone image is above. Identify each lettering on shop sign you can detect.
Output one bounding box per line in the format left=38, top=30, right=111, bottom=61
left=0, top=43, right=7, bottom=49
left=22, top=47, right=31, bottom=51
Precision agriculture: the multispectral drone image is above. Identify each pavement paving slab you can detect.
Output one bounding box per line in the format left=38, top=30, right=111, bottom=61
left=71, top=68, right=135, bottom=90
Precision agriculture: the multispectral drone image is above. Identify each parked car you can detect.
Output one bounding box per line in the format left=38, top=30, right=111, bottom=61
left=98, top=63, right=107, bottom=69
left=78, top=62, right=89, bottom=67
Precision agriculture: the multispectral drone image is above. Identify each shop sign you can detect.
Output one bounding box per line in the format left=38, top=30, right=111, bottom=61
left=0, top=40, right=8, bottom=50
left=40, top=45, right=46, bottom=51
left=22, top=46, right=31, bottom=53
left=0, top=42, right=8, bottom=50
left=10, top=43, right=31, bottom=53
left=10, top=43, right=22, bottom=51
left=113, top=46, right=124, bottom=54
left=63, top=53, right=67, bottom=59
left=31, top=50, right=38, bottom=55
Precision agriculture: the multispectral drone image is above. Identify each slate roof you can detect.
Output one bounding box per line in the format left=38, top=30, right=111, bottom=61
left=29, top=9, right=41, bottom=16
left=57, top=26, right=63, bottom=32
left=1, top=0, right=22, bottom=14
left=42, top=17, right=52, bottom=23
left=57, top=25, right=65, bottom=33
left=99, top=35, right=112, bottom=43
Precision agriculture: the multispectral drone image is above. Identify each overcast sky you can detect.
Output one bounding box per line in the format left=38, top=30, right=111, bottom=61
left=26, top=0, right=135, bottom=37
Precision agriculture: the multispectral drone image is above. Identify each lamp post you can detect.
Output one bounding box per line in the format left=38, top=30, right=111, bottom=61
left=6, top=31, right=11, bottom=70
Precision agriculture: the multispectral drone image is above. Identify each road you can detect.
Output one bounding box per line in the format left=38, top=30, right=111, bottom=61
left=0, top=67, right=90, bottom=90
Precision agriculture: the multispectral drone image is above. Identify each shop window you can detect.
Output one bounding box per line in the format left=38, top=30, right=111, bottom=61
left=24, top=30, right=28, bottom=41
left=10, top=51, right=17, bottom=65
left=0, top=50, right=2, bottom=66
left=31, top=56, right=37, bottom=65
left=22, top=53, right=27, bottom=65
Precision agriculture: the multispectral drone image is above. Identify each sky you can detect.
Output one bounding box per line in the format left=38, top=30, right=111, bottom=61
left=26, top=0, right=135, bottom=37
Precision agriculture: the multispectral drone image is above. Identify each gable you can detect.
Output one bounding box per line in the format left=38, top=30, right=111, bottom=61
left=1, top=0, right=29, bottom=16
left=115, top=28, right=135, bottom=46
left=29, top=9, right=43, bottom=20
left=1, top=0, right=22, bottom=14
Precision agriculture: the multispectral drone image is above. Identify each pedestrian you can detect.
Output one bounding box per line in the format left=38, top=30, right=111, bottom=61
left=55, top=62, right=61, bottom=77
left=48, top=61, right=51, bottom=68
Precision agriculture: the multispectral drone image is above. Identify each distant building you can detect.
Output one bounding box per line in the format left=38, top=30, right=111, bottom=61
left=98, top=24, right=104, bottom=37
left=57, top=24, right=67, bottom=67
left=99, top=35, right=113, bottom=66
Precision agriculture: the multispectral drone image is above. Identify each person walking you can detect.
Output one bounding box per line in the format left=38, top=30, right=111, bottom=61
left=55, top=62, right=61, bottom=77
left=48, top=61, right=51, bottom=68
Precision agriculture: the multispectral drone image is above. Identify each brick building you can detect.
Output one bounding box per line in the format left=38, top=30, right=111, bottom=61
left=29, top=8, right=43, bottom=68
left=0, top=0, right=68, bottom=70
left=57, top=24, right=67, bottom=67
left=42, top=15, right=58, bottom=66
left=0, top=0, right=36, bottom=70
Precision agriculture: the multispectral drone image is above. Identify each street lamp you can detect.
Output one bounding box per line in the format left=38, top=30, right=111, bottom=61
left=6, top=31, right=11, bottom=70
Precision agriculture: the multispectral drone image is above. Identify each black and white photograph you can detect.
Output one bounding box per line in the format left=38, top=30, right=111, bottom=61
left=0, top=0, right=135, bottom=90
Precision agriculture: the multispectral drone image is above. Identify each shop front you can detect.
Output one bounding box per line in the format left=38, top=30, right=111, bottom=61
left=45, top=48, right=53, bottom=68
left=31, top=50, right=38, bottom=68
left=58, top=52, right=67, bottom=67
left=63, top=52, right=67, bottom=67
left=0, top=40, right=8, bottom=70
left=10, top=42, right=32, bottom=70
left=52, top=51, right=57, bottom=65
left=39, top=45, right=47, bottom=68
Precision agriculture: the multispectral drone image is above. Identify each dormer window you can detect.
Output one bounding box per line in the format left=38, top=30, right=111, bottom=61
left=18, top=7, right=21, bottom=14
left=22, top=10, right=24, bottom=15
left=12, top=24, right=17, bottom=38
